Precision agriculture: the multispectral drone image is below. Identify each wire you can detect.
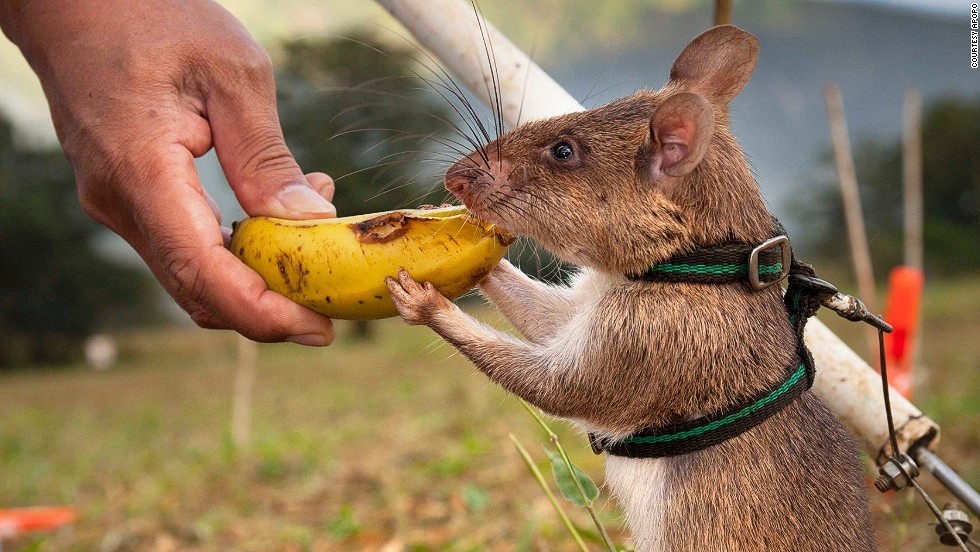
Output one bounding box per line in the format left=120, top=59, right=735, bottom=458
left=909, top=478, right=969, bottom=551
left=876, top=327, right=970, bottom=550
left=877, top=329, right=900, bottom=458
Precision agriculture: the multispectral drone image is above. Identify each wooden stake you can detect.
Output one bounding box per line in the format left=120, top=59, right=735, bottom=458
left=824, top=83, right=879, bottom=361
left=380, top=0, right=939, bottom=458
left=714, top=0, right=733, bottom=25
left=232, top=335, right=258, bottom=448
left=903, top=89, right=923, bottom=271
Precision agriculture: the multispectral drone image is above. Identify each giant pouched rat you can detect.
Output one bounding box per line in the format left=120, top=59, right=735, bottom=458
left=385, top=25, right=876, bottom=551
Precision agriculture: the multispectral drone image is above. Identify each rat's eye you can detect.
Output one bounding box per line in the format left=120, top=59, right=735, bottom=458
left=551, top=142, right=575, bottom=161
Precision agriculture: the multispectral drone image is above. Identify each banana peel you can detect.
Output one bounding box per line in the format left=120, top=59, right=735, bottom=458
left=230, top=205, right=513, bottom=320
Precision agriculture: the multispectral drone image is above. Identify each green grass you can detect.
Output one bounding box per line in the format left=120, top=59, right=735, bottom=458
left=0, top=311, right=614, bottom=551
left=1, top=278, right=978, bottom=551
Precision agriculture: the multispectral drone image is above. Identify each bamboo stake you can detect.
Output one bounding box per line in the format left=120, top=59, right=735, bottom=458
left=823, top=83, right=880, bottom=361
left=899, top=88, right=925, bottom=398
left=231, top=335, right=258, bottom=448
left=378, top=0, right=939, bottom=459
left=903, top=89, right=923, bottom=271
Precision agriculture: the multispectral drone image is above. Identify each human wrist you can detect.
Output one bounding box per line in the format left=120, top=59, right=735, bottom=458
left=0, top=0, right=73, bottom=75
left=1, top=0, right=123, bottom=74
left=0, top=0, right=30, bottom=47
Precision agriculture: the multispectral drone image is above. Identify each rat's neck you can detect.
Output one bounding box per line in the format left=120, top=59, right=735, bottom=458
left=673, top=131, right=776, bottom=247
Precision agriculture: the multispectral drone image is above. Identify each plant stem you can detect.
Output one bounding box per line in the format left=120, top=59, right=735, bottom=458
left=519, top=399, right=618, bottom=552
left=509, top=433, right=590, bottom=552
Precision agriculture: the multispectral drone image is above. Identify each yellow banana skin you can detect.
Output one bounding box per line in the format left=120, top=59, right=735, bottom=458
left=230, top=205, right=513, bottom=320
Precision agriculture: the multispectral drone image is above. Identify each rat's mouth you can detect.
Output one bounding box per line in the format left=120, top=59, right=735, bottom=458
left=446, top=181, right=468, bottom=203
left=445, top=153, right=519, bottom=233
left=445, top=182, right=516, bottom=235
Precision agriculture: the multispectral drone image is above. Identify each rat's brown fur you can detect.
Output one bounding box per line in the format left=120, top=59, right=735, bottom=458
left=387, top=25, right=875, bottom=551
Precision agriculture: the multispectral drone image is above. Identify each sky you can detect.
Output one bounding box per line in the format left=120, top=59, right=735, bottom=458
left=842, top=0, right=964, bottom=16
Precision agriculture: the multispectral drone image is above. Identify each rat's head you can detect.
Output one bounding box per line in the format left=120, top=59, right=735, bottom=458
left=446, top=25, right=777, bottom=274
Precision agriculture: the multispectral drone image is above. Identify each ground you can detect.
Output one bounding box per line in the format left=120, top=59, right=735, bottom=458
left=1, top=278, right=977, bottom=551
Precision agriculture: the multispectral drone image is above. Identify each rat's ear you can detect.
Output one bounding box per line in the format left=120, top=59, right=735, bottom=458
left=667, top=24, right=759, bottom=104
left=649, top=92, right=715, bottom=178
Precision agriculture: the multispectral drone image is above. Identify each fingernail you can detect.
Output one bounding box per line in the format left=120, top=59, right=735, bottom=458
left=278, top=184, right=336, bottom=216
left=286, top=333, right=330, bottom=347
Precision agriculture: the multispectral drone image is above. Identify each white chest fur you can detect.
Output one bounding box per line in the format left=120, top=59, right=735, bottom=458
left=567, top=270, right=668, bottom=551
left=567, top=268, right=625, bottom=302
left=604, top=455, right=667, bottom=552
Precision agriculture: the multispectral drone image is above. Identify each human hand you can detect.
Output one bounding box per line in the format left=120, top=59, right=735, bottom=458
left=0, top=0, right=336, bottom=345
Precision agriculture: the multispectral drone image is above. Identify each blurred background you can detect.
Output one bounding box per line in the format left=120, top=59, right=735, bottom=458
left=0, top=0, right=976, bottom=550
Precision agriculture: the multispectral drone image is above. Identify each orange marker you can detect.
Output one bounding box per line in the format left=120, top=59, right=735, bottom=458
left=0, top=506, right=77, bottom=539
left=882, top=266, right=924, bottom=398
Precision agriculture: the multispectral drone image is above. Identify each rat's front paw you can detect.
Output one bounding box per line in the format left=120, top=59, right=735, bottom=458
left=385, top=269, right=453, bottom=326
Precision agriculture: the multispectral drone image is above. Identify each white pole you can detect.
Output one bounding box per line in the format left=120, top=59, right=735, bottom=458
left=377, top=0, right=939, bottom=458
left=375, top=0, right=582, bottom=129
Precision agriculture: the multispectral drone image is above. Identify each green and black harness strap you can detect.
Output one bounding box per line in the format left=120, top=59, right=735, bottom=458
left=636, top=237, right=789, bottom=287
left=588, top=235, right=826, bottom=459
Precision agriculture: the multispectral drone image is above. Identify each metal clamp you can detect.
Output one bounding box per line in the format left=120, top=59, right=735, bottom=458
left=748, top=235, right=792, bottom=290
left=937, top=502, right=974, bottom=546
left=875, top=453, right=920, bottom=492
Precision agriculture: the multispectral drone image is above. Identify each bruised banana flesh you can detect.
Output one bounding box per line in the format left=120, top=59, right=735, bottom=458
left=229, top=205, right=513, bottom=320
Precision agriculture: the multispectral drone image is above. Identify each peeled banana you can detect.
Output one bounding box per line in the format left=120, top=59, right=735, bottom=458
left=229, top=205, right=513, bottom=320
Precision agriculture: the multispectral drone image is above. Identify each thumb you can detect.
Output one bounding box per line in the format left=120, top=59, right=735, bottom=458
left=208, top=71, right=335, bottom=220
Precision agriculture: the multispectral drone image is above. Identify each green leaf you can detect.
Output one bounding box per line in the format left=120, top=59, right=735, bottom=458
left=545, top=447, right=599, bottom=506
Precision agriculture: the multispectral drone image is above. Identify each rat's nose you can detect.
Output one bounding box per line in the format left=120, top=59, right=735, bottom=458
left=445, top=157, right=482, bottom=201
left=445, top=150, right=515, bottom=204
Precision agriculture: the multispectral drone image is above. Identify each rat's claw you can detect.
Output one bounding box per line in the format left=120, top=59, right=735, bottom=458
left=386, top=269, right=451, bottom=326
left=385, top=274, right=418, bottom=325
left=396, top=268, right=423, bottom=294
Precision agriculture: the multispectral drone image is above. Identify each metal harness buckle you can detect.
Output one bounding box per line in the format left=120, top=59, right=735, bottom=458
left=748, top=235, right=792, bottom=290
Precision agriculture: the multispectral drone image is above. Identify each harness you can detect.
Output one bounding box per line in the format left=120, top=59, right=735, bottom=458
left=588, top=233, right=829, bottom=459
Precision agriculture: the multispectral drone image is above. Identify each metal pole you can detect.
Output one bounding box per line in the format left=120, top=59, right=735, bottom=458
left=375, top=0, right=581, bottom=129
left=915, top=448, right=980, bottom=518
